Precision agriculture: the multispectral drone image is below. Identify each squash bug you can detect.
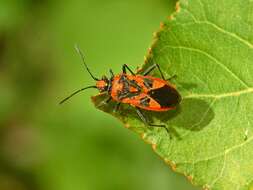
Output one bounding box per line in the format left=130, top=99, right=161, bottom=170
left=60, top=46, right=181, bottom=133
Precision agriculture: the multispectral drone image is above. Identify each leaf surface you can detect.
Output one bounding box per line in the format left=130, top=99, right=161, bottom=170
left=92, top=0, right=253, bottom=189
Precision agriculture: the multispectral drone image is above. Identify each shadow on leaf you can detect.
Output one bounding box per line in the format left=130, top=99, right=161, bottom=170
left=92, top=93, right=214, bottom=138
left=155, top=98, right=214, bottom=131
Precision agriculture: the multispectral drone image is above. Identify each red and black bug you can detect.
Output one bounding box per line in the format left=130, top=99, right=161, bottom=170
left=60, top=47, right=181, bottom=132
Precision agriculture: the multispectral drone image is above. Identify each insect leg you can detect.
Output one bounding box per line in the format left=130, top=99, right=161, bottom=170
left=113, top=103, right=121, bottom=113
left=122, top=64, right=135, bottom=75
left=166, top=74, right=177, bottom=81
left=106, top=97, right=112, bottom=103
left=135, top=108, right=169, bottom=133
left=104, top=97, right=121, bottom=113
left=97, top=96, right=112, bottom=108
left=109, top=69, right=114, bottom=78
left=143, top=63, right=165, bottom=80
left=142, top=64, right=156, bottom=76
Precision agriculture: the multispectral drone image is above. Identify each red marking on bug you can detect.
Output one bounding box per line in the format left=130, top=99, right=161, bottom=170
left=60, top=46, right=181, bottom=133
left=96, top=80, right=107, bottom=90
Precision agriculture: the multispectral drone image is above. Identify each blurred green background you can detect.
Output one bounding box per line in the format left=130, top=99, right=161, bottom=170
left=0, top=0, right=200, bottom=190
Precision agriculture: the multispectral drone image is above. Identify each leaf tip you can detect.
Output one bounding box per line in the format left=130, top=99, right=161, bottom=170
left=153, top=32, right=158, bottom=38
left=167, top=15, right=175, bottom=21
left=144, top=55, right=147, bottom=60
left=124, top=123, right=130, bottom=128
left=148, top=47, right=152, bottom=54
left=160, top=22, right=165, bottom=29
left=203, top=184, right=211, bottom=190
left=175, top=1, right=181, bottom=13
left=164, top=158, right=177, bottom=171
left=186, top=175, right=194, bottom=184
left=140, top=132, right=146, bottom=139
left=151, top=143, right=157, bottom=150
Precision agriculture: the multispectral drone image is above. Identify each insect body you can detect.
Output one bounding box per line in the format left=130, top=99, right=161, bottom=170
left=60, top=46, right=181, bottom=133
left=110, top=74, right=180, bottom=111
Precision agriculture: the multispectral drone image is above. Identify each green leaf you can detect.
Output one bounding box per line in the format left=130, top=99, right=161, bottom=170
left=92, top=0, right=253, bottom=189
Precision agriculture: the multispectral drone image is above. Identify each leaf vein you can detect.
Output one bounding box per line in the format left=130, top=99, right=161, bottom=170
left=210, top=154, right=226, bottom=187
left=180, top=99, right=216, bottom=138
left=178, top=134, right=253, bottom=165
left=160, top=45, right=249, bottom=88
left=184, top=88, right=253, bottom=99
left=198, top=0, right=207, bottom=20
left=174, top=20, right=253, bottom=49
left=201, top=20, right=253, bottom=49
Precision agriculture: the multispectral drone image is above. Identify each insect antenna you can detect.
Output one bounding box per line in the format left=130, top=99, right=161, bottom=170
left=75, top=45, right=99, bottom=81
left=59, top=85, right=97, bottom=104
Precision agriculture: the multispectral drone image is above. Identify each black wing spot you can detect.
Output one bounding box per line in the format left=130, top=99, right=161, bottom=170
left=140, top=96, right=150, bottom=107
left=148, top=85, right=181, bottom=108
left=143, top=78, right=153, bottom=89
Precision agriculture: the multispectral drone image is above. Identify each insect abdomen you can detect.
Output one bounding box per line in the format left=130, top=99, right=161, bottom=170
left=148, top=85, right=181, bottom=108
